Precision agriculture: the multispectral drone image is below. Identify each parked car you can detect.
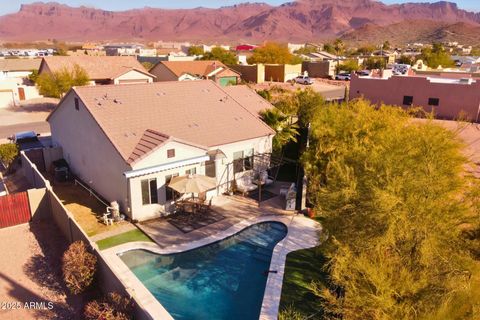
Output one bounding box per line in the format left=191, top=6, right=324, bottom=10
left=356, top=70, right=370, bottom=76
left=335, top=73, right=351, bottom=81
left=294, top=76, right=314, bottom=85
left=8, top=131, right=43, bottom=151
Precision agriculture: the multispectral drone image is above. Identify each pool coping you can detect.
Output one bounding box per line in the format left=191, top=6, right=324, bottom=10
left=102, top=214, right=321, bottom=320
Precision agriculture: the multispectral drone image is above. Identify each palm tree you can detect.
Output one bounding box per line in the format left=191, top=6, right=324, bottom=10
left=260, top=108, right=299, bottom=151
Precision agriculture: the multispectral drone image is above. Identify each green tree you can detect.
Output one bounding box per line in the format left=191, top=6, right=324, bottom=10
left=260, top=108, right=299, bottom=151
left=188, top=45, right=204, bottom=56
left=363, top=57, right=386, bottom=70
left=333, top=39, right=345, bottom=56
left=294, top=46, right=318, bottom=55
left=355, top=45, right=376, bottom=56
left=323, top=43, right=335, bottom=54
left=0, top=143, right=19, bottom=168
left=247, top=42, right=302, bottom=65
left=383, top=40, right=391, bottom=50
left=28, top=69, right=39, bottom=84
left=303, top=99, right=480, bottom=320
left=397, top=55, right=414, bottom=65
left=199, top=47, right=237, bottom=65
left=337, top=59, right=360, bottom=73
left=420, top=43, right=455, bottom=69
left=36, top=64, right=90, bottom=98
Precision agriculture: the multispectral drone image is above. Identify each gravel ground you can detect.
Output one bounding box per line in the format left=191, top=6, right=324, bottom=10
left=0, top=221, right=85, bottom=320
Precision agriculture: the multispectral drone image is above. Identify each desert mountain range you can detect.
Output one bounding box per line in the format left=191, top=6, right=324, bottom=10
left=0, top=0, right=479, bottom=45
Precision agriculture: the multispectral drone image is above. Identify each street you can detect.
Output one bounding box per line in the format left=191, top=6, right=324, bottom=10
left=0, top=121, right=50, bottom=143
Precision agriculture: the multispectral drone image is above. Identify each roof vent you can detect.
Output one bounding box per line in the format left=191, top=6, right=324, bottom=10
left=113, top=98, right=122, bottom=104
left=156, top=92, right=166, bottom=96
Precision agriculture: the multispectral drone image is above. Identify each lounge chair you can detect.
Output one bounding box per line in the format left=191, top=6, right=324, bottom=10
left=259, top=171, right=274, bottom=186
left=236, top=174, right=258, bottom=195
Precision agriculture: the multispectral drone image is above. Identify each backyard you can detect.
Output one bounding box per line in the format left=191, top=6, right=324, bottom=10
left=52, top=182, right=130, bottom=237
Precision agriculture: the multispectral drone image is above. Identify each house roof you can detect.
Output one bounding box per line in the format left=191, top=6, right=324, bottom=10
left=50, top=81, right=274, bottom=165
left=39, top=56, right=154, bottom=80
left=222, top=85, right=274, bottom=117
left=158, top=60, right=240, bottom=79
left=0, top=58, right=42, bottom=72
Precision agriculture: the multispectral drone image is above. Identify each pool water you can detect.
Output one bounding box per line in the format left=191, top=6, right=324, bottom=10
left=119, top=221, right=287, bottom=320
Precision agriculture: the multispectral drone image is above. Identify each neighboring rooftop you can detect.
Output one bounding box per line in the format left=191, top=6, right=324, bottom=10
left=0, top=58, right=41, bottom=72
left=39, top=56, right=153, bottom=81
left=157, top=60, right=240, bottom=78
left=49, top=81, right=274, bottom=164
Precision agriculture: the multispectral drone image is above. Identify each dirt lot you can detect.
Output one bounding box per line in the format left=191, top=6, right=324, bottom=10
left=251, top=78, right=347, bottom=100
left=0, top=221, right=86, bottom=320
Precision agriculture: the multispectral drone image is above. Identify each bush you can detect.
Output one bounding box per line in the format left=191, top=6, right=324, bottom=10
left=62, top=241, right=97, bottom=295
left=84, top=292, right=134, bottom=320
left=0, top=143, right=19, bottom=168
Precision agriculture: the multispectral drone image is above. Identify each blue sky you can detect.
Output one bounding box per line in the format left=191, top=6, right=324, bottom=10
left=1, top=0, right=478, bottom=15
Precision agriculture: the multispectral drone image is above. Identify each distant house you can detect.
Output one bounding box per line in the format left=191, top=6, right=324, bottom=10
left=149, top=60, right=241, bottom=86
left=0, top=58, right=43, bottom=108
left=350, top=73, right=480, bottom=122
left=47, top=80, right=275, bottom=221
left=38, top=56, right=155, bottom=85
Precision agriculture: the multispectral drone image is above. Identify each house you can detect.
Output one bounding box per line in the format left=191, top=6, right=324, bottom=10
left=39, top=56, right=155, bottom=85
left=149, top=60, right=241, bottom=86
left=302, top=60, right=336, bottom=78
left=350, top=73, right=480, bottom=122
left=0, top=58, right=43, bottom=108
left=222, top=85, right=273, bottom=116
left=229, top=64, right=265, bottom=83
left=264, top=64, right=302, bottom=82
left=47, top=80, right=275, bottom=221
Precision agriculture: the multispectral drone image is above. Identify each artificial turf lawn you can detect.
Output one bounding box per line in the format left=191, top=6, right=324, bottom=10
left=96, top=228, right=152, bottom=250
left=279, top=246, right=328, bottom=319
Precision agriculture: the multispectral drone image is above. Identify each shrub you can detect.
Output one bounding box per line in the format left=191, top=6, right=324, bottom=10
left=0, top=143, right=19, bottom=168
left=62, top=241, right=97, bottom=295
left=84, top=292, right=134, bottom=320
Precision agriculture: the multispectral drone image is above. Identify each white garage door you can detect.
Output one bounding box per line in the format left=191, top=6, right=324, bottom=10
left=0, top=91, right=14, bottom=109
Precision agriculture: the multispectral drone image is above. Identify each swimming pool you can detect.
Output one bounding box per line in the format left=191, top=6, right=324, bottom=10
left=119, top=221, right=288, bottom=320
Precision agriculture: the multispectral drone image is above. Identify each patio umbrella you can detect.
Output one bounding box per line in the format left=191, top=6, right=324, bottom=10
left=168, top=174, right=217, bottom=194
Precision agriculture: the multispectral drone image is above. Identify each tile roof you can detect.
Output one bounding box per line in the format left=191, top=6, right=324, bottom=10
left=222, top=85, right=274, bottom=117
left=127, top=129, right=170, bottom=164
left=159, top=60, right=240, bottom=78
left=40, top=56, right=153, bottom=80
left=0, top=58, right=42, bottom=72
left=56, top=81, right=274, bottom=164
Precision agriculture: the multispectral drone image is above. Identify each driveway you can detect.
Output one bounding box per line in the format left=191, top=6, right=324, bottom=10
left=0, top=221, right=84, bottom=319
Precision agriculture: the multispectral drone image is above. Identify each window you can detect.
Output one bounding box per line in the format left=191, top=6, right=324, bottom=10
left=205, top=160, right=216, bottom=178
left=428, top=98, right=439, bottom=106
left=167, top=149, right=175, bottom=158
left=244, top=148, right=254, bottom=170
left=185, top=167, right=197, bottom=175
left=141, top=178, right=158, bottom=205
left=233, top=149, right=255, bottom=174
left=74, top=97, right=79, bottom=111
left=165, top=173, right=179, bottom=201
left=403, top=96, right=413, bottom=106
left=233, top=151, right=244, bottom=174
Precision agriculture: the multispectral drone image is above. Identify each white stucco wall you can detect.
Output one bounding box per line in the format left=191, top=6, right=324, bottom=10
left=211, top=135, right=273, bottom=193
left=48, top=92, right=132, bottom=216
left=114, top=70, right=154, bottom=84
left=128, top=141, right=207, bottom=220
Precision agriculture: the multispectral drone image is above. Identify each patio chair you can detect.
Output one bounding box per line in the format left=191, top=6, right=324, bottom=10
left=259, top=171, right=274, bottom=186
left=102, top=212, right=114, bottom=226
left=236, top=174, right=258, bottom=195
left=199, top=198, right=212, bottom=213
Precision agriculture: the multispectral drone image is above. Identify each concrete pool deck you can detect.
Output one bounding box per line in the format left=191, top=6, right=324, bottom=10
left=102, top=213, right=321, bottom=320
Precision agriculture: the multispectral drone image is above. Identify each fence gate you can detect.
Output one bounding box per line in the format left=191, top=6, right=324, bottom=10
left=0, top=192, right=31, bottom=228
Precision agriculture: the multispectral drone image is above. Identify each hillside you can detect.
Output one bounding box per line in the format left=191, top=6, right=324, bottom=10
left=0, top=0, right=479, bottom=43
